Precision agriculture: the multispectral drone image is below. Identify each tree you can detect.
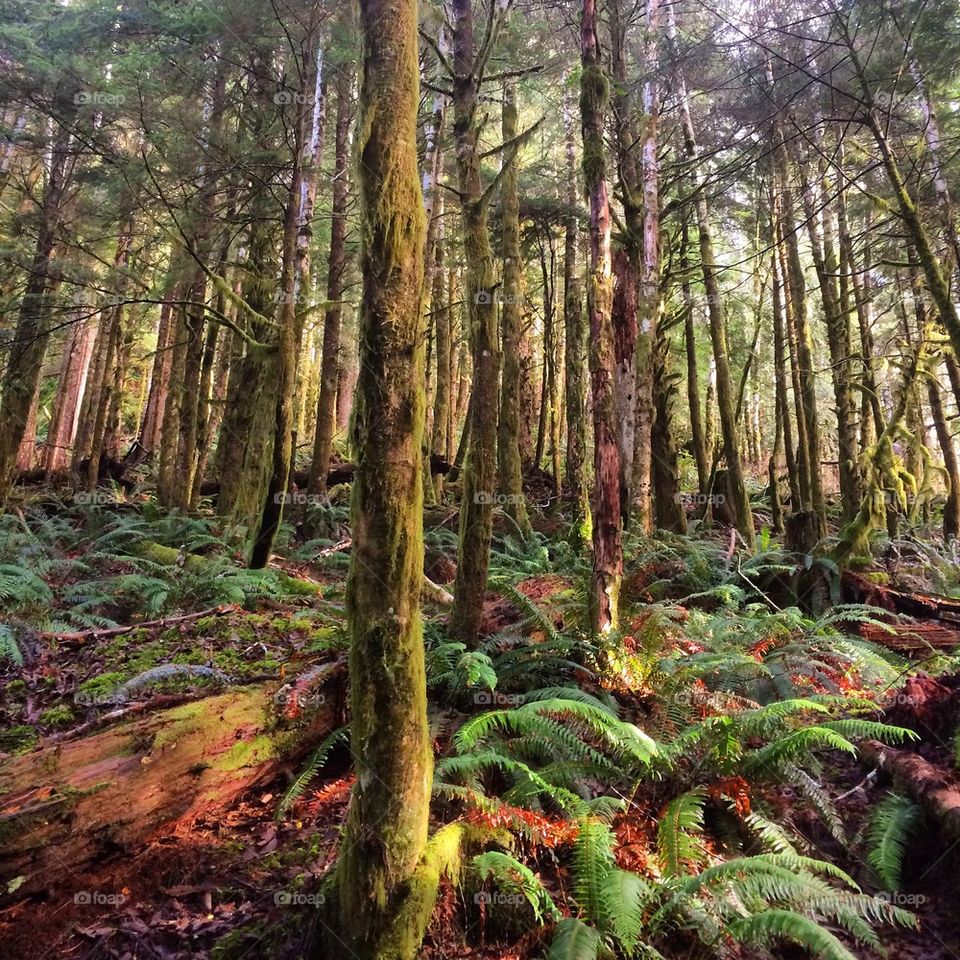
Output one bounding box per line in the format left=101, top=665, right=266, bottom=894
left=333, top=0, right=432, bottom=954
left=581, top=0, right=622, bottom=632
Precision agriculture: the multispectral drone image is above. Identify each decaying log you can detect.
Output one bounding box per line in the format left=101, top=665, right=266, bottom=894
left=0, top=665, right=345, bottom=907
left=844, top=571, right=960, bottom=626
left=860, top=740, right=960, bottom=842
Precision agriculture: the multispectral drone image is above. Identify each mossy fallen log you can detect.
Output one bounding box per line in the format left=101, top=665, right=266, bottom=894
left=0, top=666, right=345, bottom=907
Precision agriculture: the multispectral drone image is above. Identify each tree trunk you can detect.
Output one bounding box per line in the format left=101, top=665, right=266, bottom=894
left=562, top=87, right=589, bottom=537
left=249, top=17, right=322, bottom=568
left=581, top=0, right=623, bottom=632
left=610, top=0, right=641, bottom=527
left=44, top=295, right=96, bottom=475
left=681, top=217, right=709, bottom=495
left=332, top=0, right=432, bottom=953
left=308, top=67, right=353, bottom=498
left=634, top=0, right=662, bottom=532
left=449, top=0, right=505, bottom=646
left=672, top=7, right=754, bottom=548
left=0, top=85, right=76, bottom=499
left=497, top=80, right=532, bottom=536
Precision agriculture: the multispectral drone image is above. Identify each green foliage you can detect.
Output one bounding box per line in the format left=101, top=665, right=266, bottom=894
left=866, top=792, right=925, bottom=890
left=657, top=789, right=707, bottom=876
left=276, top=726, right=350, bottom=819
left=472, top=850, right=560, bottom=923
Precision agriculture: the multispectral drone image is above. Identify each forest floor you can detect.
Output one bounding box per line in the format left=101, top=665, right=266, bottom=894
left=2, top=491, right=960, bottom=959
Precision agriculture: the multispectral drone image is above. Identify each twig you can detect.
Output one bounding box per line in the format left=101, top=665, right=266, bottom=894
left=38, top=604, right=239, bottom=643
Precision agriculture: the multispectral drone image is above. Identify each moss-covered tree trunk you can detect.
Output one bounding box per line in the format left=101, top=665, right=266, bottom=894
left=497, top=80, right=532, bottom=536
left=308, top=67, right=352, bottom=498
left=562, top=87, right=590, bottom=539
left=773, top=136, right=825, bottom=528
left=610, top=0, right=642, bottom=528
left=332, top=0, right=432, bottom=954
left=450, top=0, right=505, bottom=646
left=671, top=4, right=754, bottom=549
left=581, top=0, right=622, bottom=632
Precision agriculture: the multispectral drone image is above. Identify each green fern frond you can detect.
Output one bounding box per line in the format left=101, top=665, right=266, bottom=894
left=727, top=908, right=859, bottom=960
left=472, top=850, right=561, bottom=923
left=658, top=789, right=707, bottom=876
left=866, top=792, right=925, bottom=890
left=546, top=918, right=601, bottom=960
left=276, top=726, right=349, bottom=819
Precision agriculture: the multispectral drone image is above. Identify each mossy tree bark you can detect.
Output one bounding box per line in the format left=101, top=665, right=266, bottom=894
left=562, top=87, right=590, bottom=540
left=772, top=128, right=825, bottom=528
left=497, top=80, right=533, bottom=537
left=768, top=198, right=800, bottom=513
left=610, top=0, right=642, bottom=528
left=449, top=0, right=511, bottom=646
left=671, top=4, right=754, bottom=549
left=581, top=0, right=623, bottom=632
left=332, top=0, right=432, bottom=954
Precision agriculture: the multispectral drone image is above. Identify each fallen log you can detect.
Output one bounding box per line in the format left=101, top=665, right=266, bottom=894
left=843, top=571, right=960, bottom=627
left=0, top=664, right=346, bottom=907
left=860, top=740, right=960, bottom=842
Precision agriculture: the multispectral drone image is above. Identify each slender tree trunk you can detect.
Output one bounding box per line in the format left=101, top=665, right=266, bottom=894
left=769, top=204, right=800, bottom=512
left=610, top=0, right=641, bottom=526
left=681, top=217, right=709, bottom=495
left=562, top=88, right=589, bottom=536
left=450, top=0, right=505, bottom=646
left=44, top=295, right=96, bottom=475
left=672, top=6, right=754, bottom=548
left=796, top=145, right=860, bottom=520
left=249, top=15, right=322, bottom=568
left=634, top=0, right=662, bottom=531
left=332, top=0, right=432, bottom=952
left=0, top=85, right=76, bottom=498
left=581, top=0, right=622, bottom=632
left=497, top=80, right=532, bottom=536
left=308, top=68, right=353, bottom=497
